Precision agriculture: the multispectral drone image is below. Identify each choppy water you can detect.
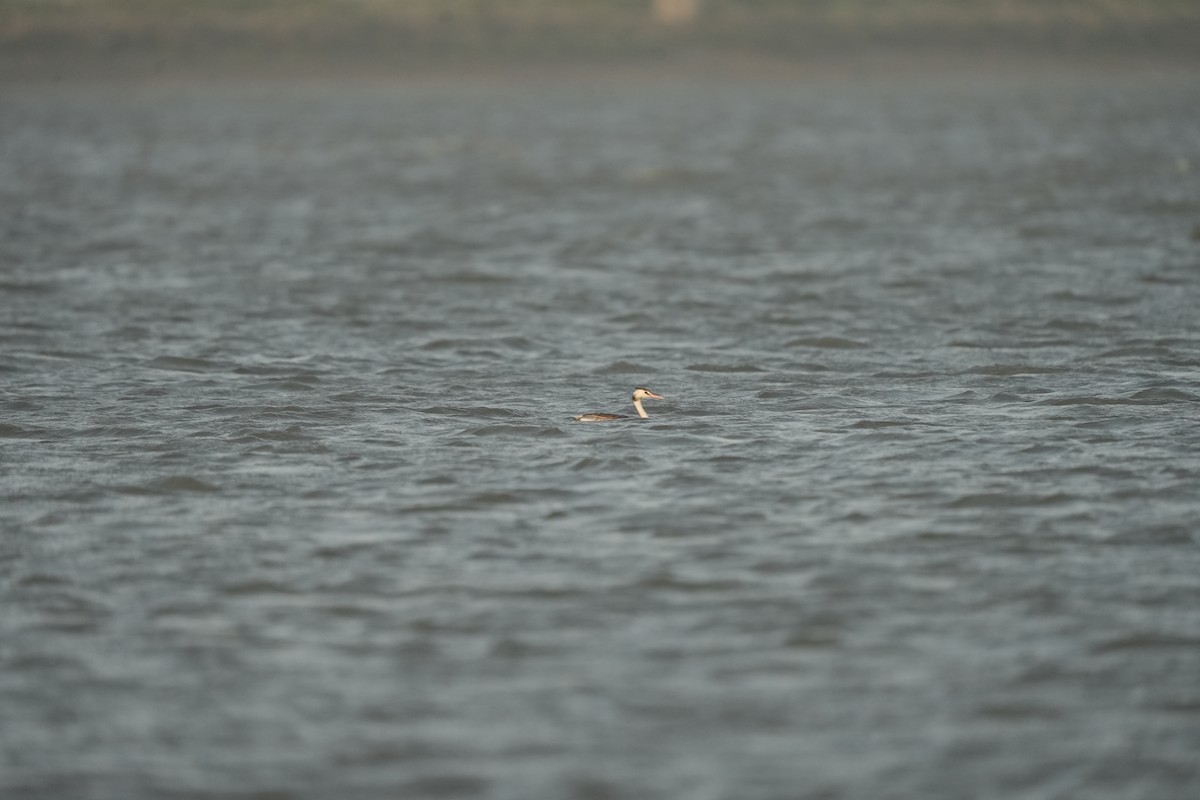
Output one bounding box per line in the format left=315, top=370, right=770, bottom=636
left=3, top=69, right=1200, bottom=799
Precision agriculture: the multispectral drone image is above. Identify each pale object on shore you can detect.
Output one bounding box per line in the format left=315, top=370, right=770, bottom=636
left=653, top=0, right=701, bottom=26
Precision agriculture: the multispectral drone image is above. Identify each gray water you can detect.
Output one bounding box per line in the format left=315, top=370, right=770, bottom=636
left=2, top=69, right=1199, bottom=800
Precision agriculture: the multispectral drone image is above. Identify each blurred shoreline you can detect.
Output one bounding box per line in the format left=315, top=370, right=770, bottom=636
left=3, top=0, right=1199, bottom=84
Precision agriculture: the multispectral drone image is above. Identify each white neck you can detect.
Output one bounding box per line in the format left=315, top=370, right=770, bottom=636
left=633, top=398, right=649, bottom=419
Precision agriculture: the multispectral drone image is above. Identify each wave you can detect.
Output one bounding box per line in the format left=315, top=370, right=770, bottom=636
left=947, top=491, right=1075, bottom=509
left=0, top=423, right=39, bottom=438
left=116, top=476, right=220, bottom=495
left=785, top=336, right=869, bottom=349
left=146, top=355, right=224, bottom=373
left=461, top=424, right=564, bottom=437
left=420, top=336, right=533, bottom=351
left=966, top=364, right=1070, bottom=376
left=1092, top=633, right=1200, bottom=654
left=849, top=419, right=917, bottom=429
left=419, top=405, right=523, bottom=419
left=1038, top=388, right=1198, bottom=406
left=686, top=363, right=766, bottom=373
left=593, top=360, right=654, bottom=374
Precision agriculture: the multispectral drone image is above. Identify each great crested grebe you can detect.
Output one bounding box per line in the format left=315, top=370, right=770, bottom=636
left=573, top=387, right=665, bottom=422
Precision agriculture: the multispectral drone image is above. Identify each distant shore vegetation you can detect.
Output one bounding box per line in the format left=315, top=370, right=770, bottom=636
left=3, top=0, right=1198, bottom=77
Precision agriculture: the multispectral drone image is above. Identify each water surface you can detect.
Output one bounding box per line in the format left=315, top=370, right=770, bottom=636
left=2, top=70, right=1199, bottom=799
